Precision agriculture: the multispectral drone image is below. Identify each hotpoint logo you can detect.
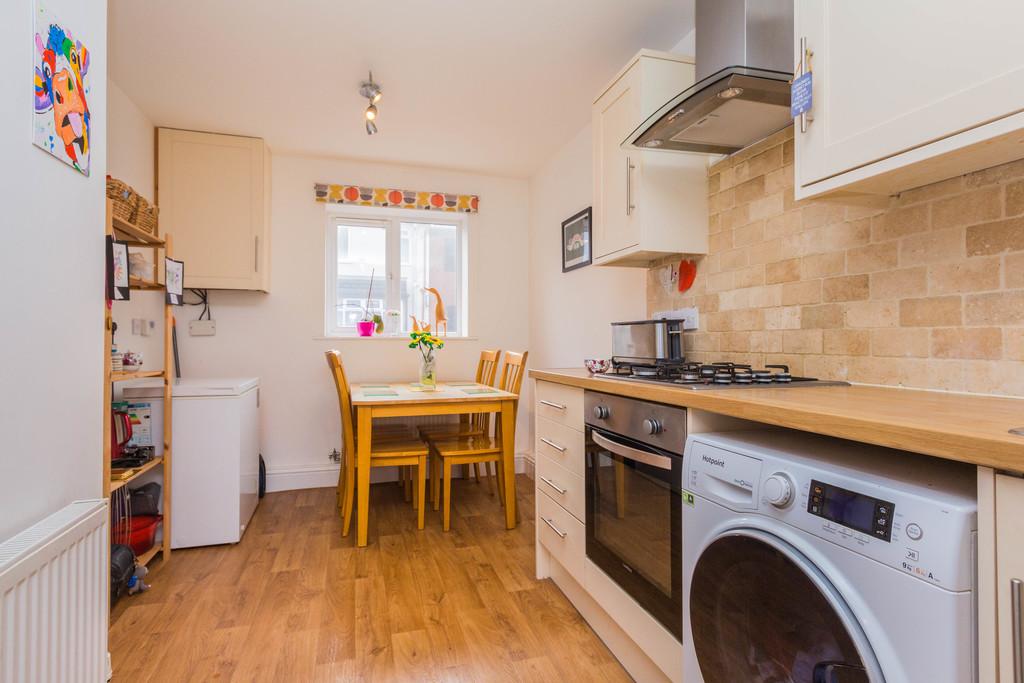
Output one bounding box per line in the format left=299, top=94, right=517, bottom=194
left=701, top=454, right=725, bottom=468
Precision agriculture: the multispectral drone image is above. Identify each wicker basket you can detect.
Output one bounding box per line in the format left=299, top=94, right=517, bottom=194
left=106, top=176, right=139, bottom=223
left=134, top=195, right=159, bottom=235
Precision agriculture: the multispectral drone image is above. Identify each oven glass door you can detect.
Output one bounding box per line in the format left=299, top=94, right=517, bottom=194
left=690, top=530, right=880, bottom=683
left=585, top=426, right=683, bottom=640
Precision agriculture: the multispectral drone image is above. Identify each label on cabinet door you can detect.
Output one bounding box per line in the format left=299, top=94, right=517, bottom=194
left=791, top=72, right=813, bottom=118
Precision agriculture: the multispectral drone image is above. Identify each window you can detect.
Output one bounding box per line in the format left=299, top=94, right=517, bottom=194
left=326, top=210, right=468, bottom=336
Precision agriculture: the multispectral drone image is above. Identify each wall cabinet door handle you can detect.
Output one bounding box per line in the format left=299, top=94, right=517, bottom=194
left=626, top=157, right=636, bottom=216
left=1014, top=578, right=1023, bottom=683
left=798, top=36, right=814, bottom=133
left=539, top=476, right=567, bottom=495
left=541, top=517, right=567, bottom=538
left=254, top=235, right=260, bottom=273
left=539, top=400, right=566, bottom=410
left=540, top=437, right=566, bottom=452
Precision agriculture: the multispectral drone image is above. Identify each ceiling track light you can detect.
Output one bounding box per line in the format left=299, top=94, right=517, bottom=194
left=359, top=71, right=383, bottom=135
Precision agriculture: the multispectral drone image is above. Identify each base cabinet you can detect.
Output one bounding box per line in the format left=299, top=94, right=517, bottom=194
left=533, top=380, right=683, bottom=682
left=995, top=473, right=1024, bottom=681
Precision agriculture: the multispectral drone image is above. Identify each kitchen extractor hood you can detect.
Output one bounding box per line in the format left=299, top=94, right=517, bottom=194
left=626, top=0, right=794, bottom=155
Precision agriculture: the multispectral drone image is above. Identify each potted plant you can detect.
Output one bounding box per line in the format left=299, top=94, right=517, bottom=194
left=356, top=269, right=377, bottom=337
left=409, top=331, right=444, bottom=390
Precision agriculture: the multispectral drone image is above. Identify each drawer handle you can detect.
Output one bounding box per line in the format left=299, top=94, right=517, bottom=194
left=540, top=437, right=566, bottom=452
left=1014, top=578, right=1023, bottom=683
left=541, top=516, right=567, bottom=538
left=540, top=400, right=566, bottom=410
left=539, top=476, right=567, bottom=495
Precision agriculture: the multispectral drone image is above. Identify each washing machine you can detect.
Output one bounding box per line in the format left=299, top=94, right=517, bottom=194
left=681, top=430, right=977, bottom=683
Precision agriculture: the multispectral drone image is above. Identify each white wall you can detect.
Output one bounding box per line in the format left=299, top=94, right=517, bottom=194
left=0, top=0, right=106, bottom=542
left=526, top=124, right=646, bottom=444
left=104, top=102, right=533, bottom=489
left=108, top=80, right=165, bottom=367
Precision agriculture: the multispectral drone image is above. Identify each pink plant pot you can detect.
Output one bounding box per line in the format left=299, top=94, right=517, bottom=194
left=356, top=321, right=376, bottom=337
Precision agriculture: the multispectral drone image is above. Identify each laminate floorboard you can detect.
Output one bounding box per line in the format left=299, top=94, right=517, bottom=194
left=110, top=475, right=633, bottom=682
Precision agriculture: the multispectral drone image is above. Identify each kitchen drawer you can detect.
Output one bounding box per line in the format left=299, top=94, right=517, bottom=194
left=535, top=381, right=584, bottom=431
left=535, top=417, right=585, bottom=479
left=536, top=452, right=585, bottom=522
left=538, top=489, right=585, bottom=583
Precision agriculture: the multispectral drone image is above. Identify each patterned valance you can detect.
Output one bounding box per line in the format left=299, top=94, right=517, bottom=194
left=315, top=183, right=479, bottom=213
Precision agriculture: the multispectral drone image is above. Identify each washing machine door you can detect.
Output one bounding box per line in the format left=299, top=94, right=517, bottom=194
left=690, top=529, right=884, bottom=683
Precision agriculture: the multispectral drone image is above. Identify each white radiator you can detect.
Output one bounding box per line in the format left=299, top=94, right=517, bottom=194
left=0, top=500, right=109, bottom=683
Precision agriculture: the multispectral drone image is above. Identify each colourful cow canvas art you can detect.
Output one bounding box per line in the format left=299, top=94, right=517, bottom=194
left=33, top=3, right=91, bottom=175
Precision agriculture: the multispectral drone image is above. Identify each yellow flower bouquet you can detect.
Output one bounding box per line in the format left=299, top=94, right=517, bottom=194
left=409, top=331, right=444, bottom=390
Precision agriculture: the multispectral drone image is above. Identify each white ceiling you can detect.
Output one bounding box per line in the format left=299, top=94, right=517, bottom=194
left=109, top=1, right=695, bottom=178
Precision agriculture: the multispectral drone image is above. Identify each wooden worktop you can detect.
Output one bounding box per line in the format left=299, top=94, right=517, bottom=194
left=531, top=368, right=1024, bottom=473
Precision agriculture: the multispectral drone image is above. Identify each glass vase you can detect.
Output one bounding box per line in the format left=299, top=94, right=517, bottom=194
left=420, top=356, right=437, bottom=391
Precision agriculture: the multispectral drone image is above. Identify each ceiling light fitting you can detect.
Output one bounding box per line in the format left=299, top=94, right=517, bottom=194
left=359, top=71, right=383, bottom=135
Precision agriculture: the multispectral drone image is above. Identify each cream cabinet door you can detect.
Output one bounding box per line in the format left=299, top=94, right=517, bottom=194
left=795, top=0, right=1024, bottom=190
left=158, top=129, right=269, bottom=291
left=996, top=473, right=1024, bottom=682
left=593, top=64, right=641, bottom=260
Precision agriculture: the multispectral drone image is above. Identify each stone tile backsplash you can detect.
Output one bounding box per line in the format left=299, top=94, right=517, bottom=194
left=648, top=127, right=1024, bottom=396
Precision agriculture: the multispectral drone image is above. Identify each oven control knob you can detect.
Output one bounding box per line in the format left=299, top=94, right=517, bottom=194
left=763, top=473, right=794, bottom=508
left=642, top=418, right=663, bottom=435
left=593, top=405, right=610, bottom=420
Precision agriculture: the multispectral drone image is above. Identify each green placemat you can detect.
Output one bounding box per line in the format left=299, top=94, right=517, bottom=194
left=446, top=381, right=478, bottom=387
left=461, top=387, right=497, bottom=394
left=362, top=389, right=398, bottom=397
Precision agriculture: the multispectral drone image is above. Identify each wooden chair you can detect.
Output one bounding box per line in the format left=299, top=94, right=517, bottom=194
left=417, top=349, right=502, bottom=496
left=427, top=351, right=528, bottom=531
left=325, top=350, right=430, bottom=535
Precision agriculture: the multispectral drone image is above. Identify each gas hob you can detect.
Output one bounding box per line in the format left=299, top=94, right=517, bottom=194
left=601, top=361, right=850, bottom=391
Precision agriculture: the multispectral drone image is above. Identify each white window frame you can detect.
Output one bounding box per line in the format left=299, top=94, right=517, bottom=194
left=324, top=205, right=469, bottom=337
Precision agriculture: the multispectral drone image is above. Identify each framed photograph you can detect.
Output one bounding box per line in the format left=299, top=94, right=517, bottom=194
left=561, top=206, right=592, bottom=273
left=107, top=237, right=130, bottom=301
left=165, top=258, right=184, bottom=305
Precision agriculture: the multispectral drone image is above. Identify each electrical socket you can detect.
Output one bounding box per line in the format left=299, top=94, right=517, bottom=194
left=328, top=449, right=341, bottom=463
left=189, top=319, right=216, bottom=336
left=652, top=307, right=700, bottom=330
left=131, top=319, right=143, bottom=335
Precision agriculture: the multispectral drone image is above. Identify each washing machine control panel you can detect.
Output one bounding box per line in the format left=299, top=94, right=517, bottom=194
left=684, top=433, right=978, bottom=593
left=807, top=479, right=894, bottom=542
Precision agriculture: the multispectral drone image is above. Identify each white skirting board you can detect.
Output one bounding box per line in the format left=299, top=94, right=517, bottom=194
left=266, top=453, right=533, bottom=493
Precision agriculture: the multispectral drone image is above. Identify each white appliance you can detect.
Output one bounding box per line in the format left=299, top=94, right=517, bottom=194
left=682, top=430, right=977, bottom=683
left=124, top=378, right=260, bottom=549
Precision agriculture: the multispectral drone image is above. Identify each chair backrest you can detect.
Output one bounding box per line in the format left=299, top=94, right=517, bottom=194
left=469, top=348, right=502, bottom=432
left=325, top=350, right=355, bottom=458
left=476, top=348, right=502, bottom=386
left=499, top=351, right=529, bottom=424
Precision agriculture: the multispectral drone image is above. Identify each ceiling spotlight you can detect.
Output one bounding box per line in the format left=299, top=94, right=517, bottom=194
left=359, top=71, right=383, bottom=135
left=718, top=86, right=744, bottom=99
left=643, top=139, right=664, bottom=148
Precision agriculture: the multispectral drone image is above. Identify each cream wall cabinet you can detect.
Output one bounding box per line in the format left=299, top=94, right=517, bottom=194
left=592, top=50, right=709, bottom=267
left=794, top=0, right=1024, bottom=200
left=157, top=128, right=270, bottom=291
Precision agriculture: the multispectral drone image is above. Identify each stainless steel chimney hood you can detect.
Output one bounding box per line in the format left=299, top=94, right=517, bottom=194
left=626, top=0, right=794, bottom=155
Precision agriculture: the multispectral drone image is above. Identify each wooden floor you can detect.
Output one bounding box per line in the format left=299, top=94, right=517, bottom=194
left=109, top=474, right=632, bottom=682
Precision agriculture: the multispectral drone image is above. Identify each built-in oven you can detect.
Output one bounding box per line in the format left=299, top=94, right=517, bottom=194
left=584, top=391, right=686, bottom=641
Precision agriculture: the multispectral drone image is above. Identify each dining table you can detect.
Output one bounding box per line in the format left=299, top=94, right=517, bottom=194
left=349, top=380, right=519, bottom=547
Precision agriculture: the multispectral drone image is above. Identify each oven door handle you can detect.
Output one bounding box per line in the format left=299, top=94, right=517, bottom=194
left=592, top=431, right=672, bottom=471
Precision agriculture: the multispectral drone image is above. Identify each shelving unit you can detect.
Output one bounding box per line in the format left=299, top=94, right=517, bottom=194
left=104, top=197, right=173, bottom=569
left=109, top=456, right=164, bottom=494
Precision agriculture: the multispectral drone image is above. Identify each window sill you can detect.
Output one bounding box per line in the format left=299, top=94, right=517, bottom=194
left=314, top=335, right=478, bottom=341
